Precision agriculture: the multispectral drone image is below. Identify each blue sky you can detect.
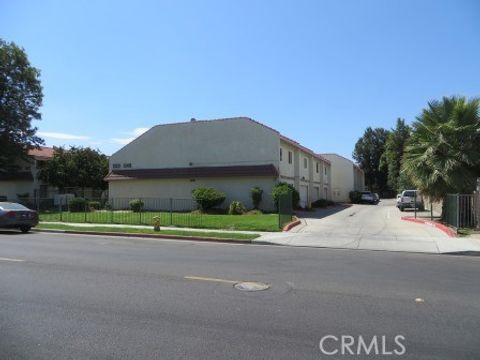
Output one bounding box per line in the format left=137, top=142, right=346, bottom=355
left=1, top=0, right=479, bottom=159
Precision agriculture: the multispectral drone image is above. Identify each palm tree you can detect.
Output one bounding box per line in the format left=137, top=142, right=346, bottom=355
left=402, top=96, right=480, bottom=205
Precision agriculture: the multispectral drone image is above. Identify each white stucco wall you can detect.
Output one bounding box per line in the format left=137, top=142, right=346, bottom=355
left=321, top=154, right=358, bottom=202
left=0, top=157, right=42, bottom=201
left=278, top=141, right=295, bottom=179
left=109, top=176, right=277, bottom=211
left=0, top=181, right=35, bottom=201
left=110, top=118, right=280, bottom=170
left=299, top=151, right=310, bottom=181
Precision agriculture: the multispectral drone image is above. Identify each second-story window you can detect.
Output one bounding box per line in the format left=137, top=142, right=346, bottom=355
left=112, top=163, right=121, bottom=169
left=280, top=148, right=283, bottom=161
left=123, top=163, right=132, bottom=168
left=288, top=151, right=292, bottom=164
left=324, top=167, right=328, bottom=176
left=304, top=158, right=307, bottom=169
left=316, top=162, right=319, bottom=173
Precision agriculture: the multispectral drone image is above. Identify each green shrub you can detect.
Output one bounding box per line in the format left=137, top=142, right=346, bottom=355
left=349, top=191, right=362, bottom=204
left=272, top=182, right=300, bottom=209
left=192, top=187, right=226, bottom=211
left=69, top=197, right=88, bottom=212
left=250, top=186, right=263, bottom=209
left=129, top=199, right=144, bottom=212
left=228, top=201, right=247, bottom=215
left=88, top=201, right=101, bottom=210
left=312, top=199, right=328, bottom=208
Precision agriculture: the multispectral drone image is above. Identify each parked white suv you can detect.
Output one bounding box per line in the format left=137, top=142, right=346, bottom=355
left=397, top=190, right=424, bottom=212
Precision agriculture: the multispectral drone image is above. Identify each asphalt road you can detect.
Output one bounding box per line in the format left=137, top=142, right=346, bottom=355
left=0, top=231, right=479, bottom=359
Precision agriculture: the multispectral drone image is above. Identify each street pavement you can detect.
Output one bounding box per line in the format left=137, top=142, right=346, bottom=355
left=0, top=231, right=479, bottom=359
left=257, top=199, right=480, bottom=254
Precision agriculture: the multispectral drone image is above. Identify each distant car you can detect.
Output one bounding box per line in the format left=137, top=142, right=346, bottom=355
left=361, top=191, right=376, bottom=204
left=373, top=193, right=380, bottom=204
left=397, top=190, right=424, bottom=212
left=0, top=202, right=38, bottom=233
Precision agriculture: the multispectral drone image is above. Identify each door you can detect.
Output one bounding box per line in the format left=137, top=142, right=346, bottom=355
left=300, top=185, right=308, bottom=208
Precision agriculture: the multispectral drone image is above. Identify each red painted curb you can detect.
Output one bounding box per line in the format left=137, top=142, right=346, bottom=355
left=283, top=218, right=301, bottom=232
left=401, top=217, right=457, bottom=237
left=34, top=229, right=252, bottom=243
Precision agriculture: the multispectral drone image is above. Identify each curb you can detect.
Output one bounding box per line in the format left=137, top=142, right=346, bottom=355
left=401, top=217, right=457, bottom=237
left=34, top=229, right=252, bottom=244
left=283, top=217, right=301, bottom=232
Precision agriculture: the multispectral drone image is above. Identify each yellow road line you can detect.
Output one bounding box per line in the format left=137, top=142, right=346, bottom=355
left=184, top=276, right=238, bottom=284
left=0, top=257, right=25, bottom=262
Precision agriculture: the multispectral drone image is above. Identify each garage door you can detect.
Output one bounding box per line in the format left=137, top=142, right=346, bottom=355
left=300, top=185, right=308, bottom=208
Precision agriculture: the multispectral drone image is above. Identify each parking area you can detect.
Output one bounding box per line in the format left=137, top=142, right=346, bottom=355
left=257, top=199, right=480, bottom=253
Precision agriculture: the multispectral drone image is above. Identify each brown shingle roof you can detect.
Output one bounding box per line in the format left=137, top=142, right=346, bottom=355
left=105, top=164, right=278, bottom=181
left=28, top=147, right=54, bottom=159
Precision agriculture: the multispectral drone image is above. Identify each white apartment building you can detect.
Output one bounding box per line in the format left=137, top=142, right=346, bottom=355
left=106, top=117, right=331, bottom=210
left=320, top=153, right=365, bottom=203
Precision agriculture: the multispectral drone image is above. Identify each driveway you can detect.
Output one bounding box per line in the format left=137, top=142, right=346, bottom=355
left=257, top=199, right=480, bottom=253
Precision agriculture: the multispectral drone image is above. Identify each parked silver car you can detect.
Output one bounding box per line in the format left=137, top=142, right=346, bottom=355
left=0, top=202, right=38, bottom=233
left=361, top=191, right=376, bottom=204
left=397, top=190, right=425, bottom=212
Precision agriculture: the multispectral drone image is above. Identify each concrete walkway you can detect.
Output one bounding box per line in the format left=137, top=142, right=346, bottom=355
left=39, top=221, right=274, bottom=235
left=255, top=200, right=480, bottom=254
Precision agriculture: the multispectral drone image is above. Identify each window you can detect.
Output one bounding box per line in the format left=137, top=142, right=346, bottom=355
left=123, top=163, right=132, bottom=168
left=304, top=158, right=307, bottom=169
left=324, top=167, right=328, bottom=176
left=288, top=151, right=292, bottom=164
left=316, top=162, right=319, bottom=173
left=279, top=148, right=283, bottom=161
left=112, top=163, right=121, bottom=169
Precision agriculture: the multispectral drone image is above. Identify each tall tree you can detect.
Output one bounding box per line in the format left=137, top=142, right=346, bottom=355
left=0, top=39, right=43, bottom=172
left=353, top=127, right=390, bottom=192
left=39, top=147, right=109, bottom=190
left=379, top=118, right=412, bottom=192
left=402, top=96, right=480, bottom=202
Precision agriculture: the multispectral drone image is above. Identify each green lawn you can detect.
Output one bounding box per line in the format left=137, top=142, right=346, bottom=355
left=35, top=223, right=259, bottom=241
left=39, top=211, right=281, bottom=232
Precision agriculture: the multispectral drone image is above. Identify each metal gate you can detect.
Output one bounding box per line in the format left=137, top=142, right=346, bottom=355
left=444, top=193, right=480, bottom=229
left=278, top=192, right=293, bottom=229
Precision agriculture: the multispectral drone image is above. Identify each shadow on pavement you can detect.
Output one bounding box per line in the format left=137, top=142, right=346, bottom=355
left=0, top=230, right=25, bottom=235
left=443, top=251, right=480, bottom=257
left=295, top=204, right=352, bottom=220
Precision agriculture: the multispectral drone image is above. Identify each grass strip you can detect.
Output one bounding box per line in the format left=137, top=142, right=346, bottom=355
left=35, top=223, right=259, bottom=241
left=39, top=211, right=281, bottom=232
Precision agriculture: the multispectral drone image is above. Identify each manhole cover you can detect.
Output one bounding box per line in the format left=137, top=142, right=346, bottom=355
left=234, top=282, right=270, bottom=292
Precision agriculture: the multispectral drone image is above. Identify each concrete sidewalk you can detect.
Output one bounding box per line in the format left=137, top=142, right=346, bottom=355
left=255, top=201, right=480, bottom=254
left=255, top=231, right=480, bottom=253
left=39, top=221, right=274, bottom=235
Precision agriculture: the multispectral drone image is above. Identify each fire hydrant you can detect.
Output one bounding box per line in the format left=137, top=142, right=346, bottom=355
left=152, top=216, right=161, bottom=232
